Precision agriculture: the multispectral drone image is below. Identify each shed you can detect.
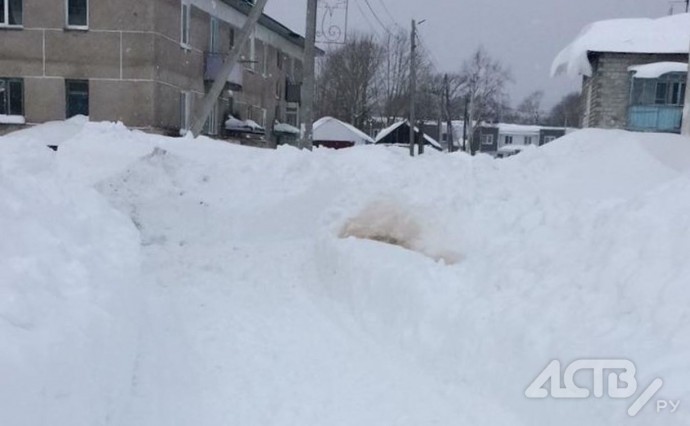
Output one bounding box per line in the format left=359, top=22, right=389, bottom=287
left=313, top=116, right=374, bottom=149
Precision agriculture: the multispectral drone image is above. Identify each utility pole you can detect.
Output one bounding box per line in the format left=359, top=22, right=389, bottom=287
left=444, top=73, right=454, bottom=152
left=409, top=19, right=417, bottom=157
left=462, top=95, right=469, bottom=153
left=300, top=0, right=318, bottom=150
left=190, top=0, right=269, bottom=137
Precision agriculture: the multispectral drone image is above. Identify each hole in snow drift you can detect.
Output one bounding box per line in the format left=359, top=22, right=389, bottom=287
left=339, top=201, right=462, bottom=265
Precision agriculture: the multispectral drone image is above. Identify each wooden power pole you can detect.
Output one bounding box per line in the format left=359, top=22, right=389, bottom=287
left=300, top=0, right=318, bottom=150
left=190, top=0, right=269, bottom=137
left=444, top=73, right=454, bottom=152
left=409, top=19, right=417, bottom=157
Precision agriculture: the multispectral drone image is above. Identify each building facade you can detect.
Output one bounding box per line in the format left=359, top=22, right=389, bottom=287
left=0, top=0, right=305, bottom=140
left=581, top=52, right=688, bottom=132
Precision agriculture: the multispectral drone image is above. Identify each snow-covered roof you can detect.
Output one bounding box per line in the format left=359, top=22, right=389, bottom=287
left=498, top=124, right=542, bottom=135
left=628, top=62, right=688, bottom=78
left=313, top=116, right=374, bottom=145
left=374, top=121, right=442, bottom=150
left=552, top=13, right=690, bottom=78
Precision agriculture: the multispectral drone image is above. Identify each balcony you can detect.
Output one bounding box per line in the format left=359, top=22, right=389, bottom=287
left=628, top=105, right=683, bottom=133
left=204, top=53, right=243, bottom=88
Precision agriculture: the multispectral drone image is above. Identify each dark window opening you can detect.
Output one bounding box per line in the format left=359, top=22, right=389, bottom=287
left=1, top=0, right=23, bottom=25
left=67, top=0, right=88, bottom=27
left=66, top=80, right=89, bottom=118
left=0, top=78, right=24, bottom=116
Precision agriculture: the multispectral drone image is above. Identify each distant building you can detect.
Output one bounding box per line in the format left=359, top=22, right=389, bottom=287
left=0, top=0, right=307, bottom=142
left=374, top=121, right=443, bottom=151
left=552, top=13, right=690, bottom=134
left=474, top=123, right=567, bottom=157
left=313, top=116, right=374, bottom=149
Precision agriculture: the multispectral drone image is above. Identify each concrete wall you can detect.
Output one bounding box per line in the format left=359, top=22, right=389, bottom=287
left=0, top=0, right=305, bottom=137
left=582, top=52, right=689, bottom=130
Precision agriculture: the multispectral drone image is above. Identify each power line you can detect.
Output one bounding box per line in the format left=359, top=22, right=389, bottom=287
left=362, top=0, right=393, bottom=35
left=352, top=0, right=382, bottom=38
left=376, top=0, right=400, bottom=29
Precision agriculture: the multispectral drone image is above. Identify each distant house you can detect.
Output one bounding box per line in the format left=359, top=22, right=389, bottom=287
left=375, top=121, right=443, bottom=151
left=312, top=116, right=374, bottom=149
left=552, top=13, right=690, bottom=133
left=475, top=123, right=567, bottom=157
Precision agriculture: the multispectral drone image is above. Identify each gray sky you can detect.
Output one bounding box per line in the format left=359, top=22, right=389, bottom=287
left=265, top=0, right=676, bottom=108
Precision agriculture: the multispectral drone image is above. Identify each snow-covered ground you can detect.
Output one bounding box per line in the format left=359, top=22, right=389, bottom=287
left=2, top=118, right=689, bottom=425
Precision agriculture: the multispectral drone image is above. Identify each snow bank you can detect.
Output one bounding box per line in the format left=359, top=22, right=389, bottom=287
left=629, top=61, right=688, bottom=78
left=552, top=13, right=690, bottom=77
left=2, top=120, right=690, bottom=425
left=0, top=127, right=143, bottom=425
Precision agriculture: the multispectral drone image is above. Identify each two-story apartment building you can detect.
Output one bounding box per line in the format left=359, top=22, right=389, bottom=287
left=552, top=13, right=690, bottom=134
left=0, top=0, right=306, bottom=140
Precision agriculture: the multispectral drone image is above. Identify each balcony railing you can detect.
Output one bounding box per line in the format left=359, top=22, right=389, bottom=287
left=204, top=53, right=243, bottom=87
left=628, top=105, right=683, bottom=133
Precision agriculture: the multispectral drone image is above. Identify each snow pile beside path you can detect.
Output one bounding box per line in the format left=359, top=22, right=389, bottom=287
left=552, top=13, right=690, bottom=77
left=0, top=133, right=142, bottom=425
left=2, top=119, right=690, bottom=425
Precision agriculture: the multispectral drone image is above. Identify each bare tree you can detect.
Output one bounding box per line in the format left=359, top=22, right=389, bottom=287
left=315, top=34, right=384, bottom=129
left=547, top=91, right=581, bottom=127
left=516, top=90, right=544, bottom=125
left=376, top=30, right=412, bottom=125
left=457, top=47, right=512, bottom=153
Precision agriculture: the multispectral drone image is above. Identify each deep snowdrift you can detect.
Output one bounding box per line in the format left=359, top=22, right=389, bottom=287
left=1, top=120, right=689, bottom=425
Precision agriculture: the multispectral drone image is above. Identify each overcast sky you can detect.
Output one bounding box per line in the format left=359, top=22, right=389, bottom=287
left=265, top=0, right=678, bottom=108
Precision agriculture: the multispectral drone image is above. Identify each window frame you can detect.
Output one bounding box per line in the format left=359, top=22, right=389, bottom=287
left=180, top=2, right=191, bottom=48
left=0, top=0, right=23, bottom=27
left=481, top=134, right=494, bottom=146
left=65, top=0, right=88, bottom=30
left=0, top=77, right=24, bottom=118
left=209, top=16, right=219, bottom=53
left=65, top=79, right=90, bottom=118
left=504, top=135, right=513, bottom=145
left=180, top=91, right=191, bottom=134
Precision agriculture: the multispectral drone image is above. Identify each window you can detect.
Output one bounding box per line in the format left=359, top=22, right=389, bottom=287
left=504, top=135, right=513, bottom=145
left=544, top=136, right=557, bottom=144
left=285, top=103, right=299, bottom=127
left=209, top=17, right=219, bottom=53
left=180, top=3, right=190, bottom=46
left=524, top=136, right=532, bottom=145
left=66, top=80, right=89, bottom=118
left=275, top=79, right=281, bottom=99
left=277, top=50, right=284, bottom=70
left=229, top=27, right=235, bottom=49
left=203, top=101, right=218, bottom=136
left=0, top=78, right=24, bottom=117
left=655, top=82, right=669, bottom=105
left=481, top=134, right=494, bottom=145
left=631, top=73, right=687, bottom=107
left=66, top=0, right=87, bottom=28
left=1, top=0, right=23, bottom=26
left=180, top=91, right=190, bottom=133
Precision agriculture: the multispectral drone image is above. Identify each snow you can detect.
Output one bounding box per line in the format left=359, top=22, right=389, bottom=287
left=2, top=119, right=690, bottom=425
left=0, top=115, right=25, bottom=125
left=552, top=13, right=690, bottom=77
left=313, top=116, right=374, bottom=145
left=629, top=61, right=689, bottom=79
left=274, top=121, right=300, bottom=135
